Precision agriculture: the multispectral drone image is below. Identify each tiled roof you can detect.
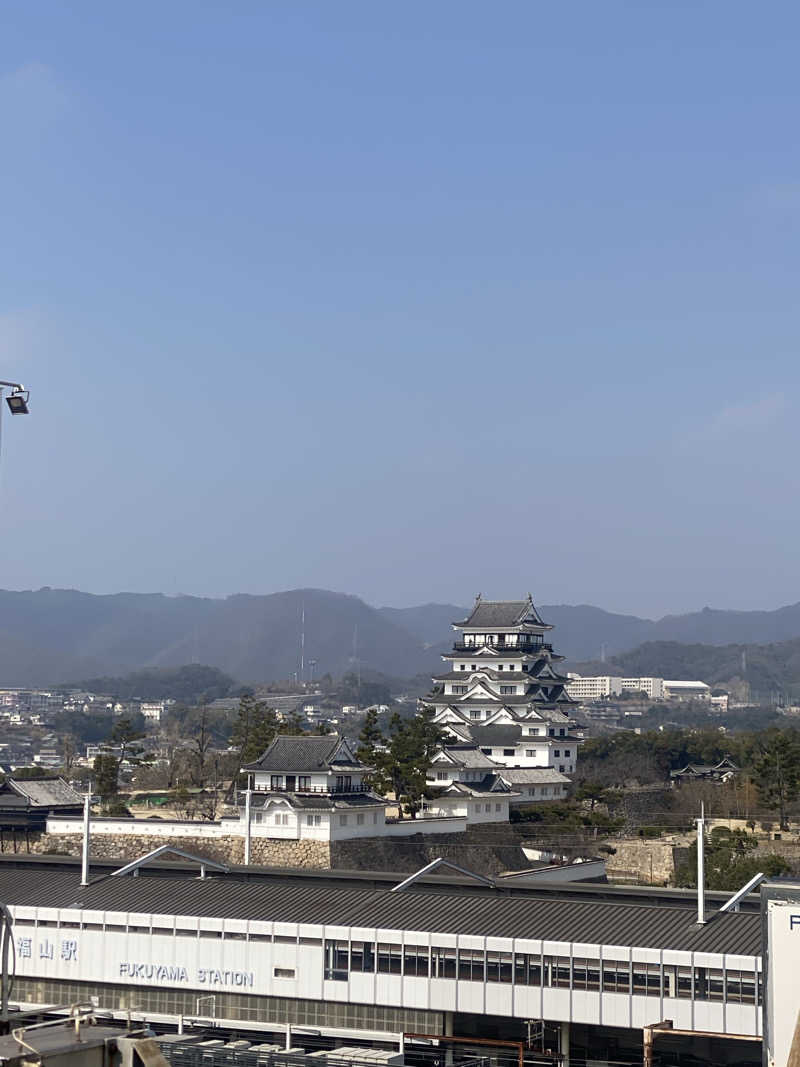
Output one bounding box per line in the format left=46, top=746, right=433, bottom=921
left=4, top=777, right=83, bottom=807
left=439, top=745, right=500, bottom=768
left=252, top=791, right=385, bottom=810
left=457, top=597, right=548, bottom=629
left=439, top=774, right=515, bottom=798
left=243, top=734, right=362, bottom=773
left=497, top=767, right=571, bottom=786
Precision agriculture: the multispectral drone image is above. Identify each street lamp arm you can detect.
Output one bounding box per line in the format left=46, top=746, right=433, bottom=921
left=0, top=382, right=24, bottom=391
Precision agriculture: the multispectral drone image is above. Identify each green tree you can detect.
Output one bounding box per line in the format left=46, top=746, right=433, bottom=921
left=110, top=717, right=149, bottom=766
left=228, top=695, right=280, bottom=794
left=380, top=707, right=444, bottom=819
left=574, top=781, right=614, bottom=811
left=93, top=753, right=119, bottom=800
left=356, top=707, right=384, bottom=786
left=675, top=829, right=790, bottom=890
left=61, top=734, right=77, bottom=776
left=752, top=731, right=800, bottom=829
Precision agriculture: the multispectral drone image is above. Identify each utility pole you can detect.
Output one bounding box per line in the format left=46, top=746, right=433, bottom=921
left=696, top=801, right=706, bottom=924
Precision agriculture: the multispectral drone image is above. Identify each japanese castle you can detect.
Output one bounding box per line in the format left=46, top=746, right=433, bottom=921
left=425, top=594, right=577, bottom=734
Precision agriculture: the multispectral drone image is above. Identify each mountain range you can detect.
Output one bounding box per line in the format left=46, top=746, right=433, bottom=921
left=4, top=586, right=800, bottom=688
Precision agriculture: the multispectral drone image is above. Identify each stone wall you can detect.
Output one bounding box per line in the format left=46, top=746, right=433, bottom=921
left=17, top=822, right=528, bottom=876
left=332, top=823, right=528, bottom=875
left=29, top=832, right=332, bottom=869
left=603, top=838, right=677, bottom=885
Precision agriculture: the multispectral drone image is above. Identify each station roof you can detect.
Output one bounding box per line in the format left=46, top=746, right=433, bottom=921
left=0, top=865, right=760, bottom=957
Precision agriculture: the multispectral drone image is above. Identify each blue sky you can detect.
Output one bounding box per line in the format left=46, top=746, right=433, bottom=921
left=1, top=2, right=798, bottom=617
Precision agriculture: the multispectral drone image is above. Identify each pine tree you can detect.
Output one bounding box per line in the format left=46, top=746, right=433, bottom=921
left=753, top=730, right=800, bottom=829
left=228, top=695, right=280, bottom=793
left=384, top=707, right=444, bottom=819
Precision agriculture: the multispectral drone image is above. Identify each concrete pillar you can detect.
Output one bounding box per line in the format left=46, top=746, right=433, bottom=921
left=559, top=1021, right=570, bottom=1067
left=444, top=1010, right=454, bottom=1067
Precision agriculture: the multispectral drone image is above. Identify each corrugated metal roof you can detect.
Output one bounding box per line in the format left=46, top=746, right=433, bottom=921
left=0, top=868, right=760, bottom=957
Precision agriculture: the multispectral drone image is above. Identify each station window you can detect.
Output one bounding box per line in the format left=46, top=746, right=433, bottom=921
left=544, top=956, right=571, bottom=988
left=724, top=969, right=756, bottom=1003
left=404, top=945, right=430, bottom=977
left=514, top=953, right=542, bottom=986
left=602, top=962, right=630, bottom=993
left=431, top=947, right=457, bottom=979
left=350, top=941, right=375, bottom=973
left=693, top=966, right=725, bottom=1001
left=572, top=957, right=601, bottom=991
left=632, top=963, right=662, bottom=996
left=458, top=949, right=485, bottom=982
left=324, top=939, right=349, bottom=981
left=486, top=952, right=513, bottom=983
left=662, top=965, right=693, bottom=999
left=377, top=943, right=402, bottom=975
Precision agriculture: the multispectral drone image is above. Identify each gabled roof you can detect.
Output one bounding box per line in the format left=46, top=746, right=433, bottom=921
left=438, top=773, right=516, bottom=797
left=455, top=594, right=550, bottom=630
left=435, top=745, right=502, bottom=769
left=498, top=767, right=571, bottom=786
left=469, top=724, right=525, bottom=746
left=243, top=734, right=363, bottom=773
left=1, top=777, right=83, bottom=808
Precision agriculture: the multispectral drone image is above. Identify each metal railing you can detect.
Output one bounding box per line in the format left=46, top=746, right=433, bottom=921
left=451, top=642, right=553, bottom=654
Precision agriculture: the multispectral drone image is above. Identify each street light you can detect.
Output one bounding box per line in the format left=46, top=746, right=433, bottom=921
left=6, top=391, right=29, bottom=415
left=0, top=381, right=30, bottom=416
left=0, top=379, right=31, bottom=470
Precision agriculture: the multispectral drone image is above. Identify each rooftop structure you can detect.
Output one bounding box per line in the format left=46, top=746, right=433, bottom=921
left=670, top=756, right=739, bottom=787
left=0, top=777, right=84, bottom=833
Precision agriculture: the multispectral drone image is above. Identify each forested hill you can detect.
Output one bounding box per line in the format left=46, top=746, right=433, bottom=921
left=0, top=587, right=440, bottom=687
left=6, top=585, right=800, bottom=688
left=569, top=637, right=800, bottom=697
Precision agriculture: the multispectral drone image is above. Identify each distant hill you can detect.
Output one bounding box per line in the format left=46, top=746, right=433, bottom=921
left=5, top=585, right=800, bottom=690
left=62, top=664, right=238, bottom=704
left=0, top=587, right=441, bottom=687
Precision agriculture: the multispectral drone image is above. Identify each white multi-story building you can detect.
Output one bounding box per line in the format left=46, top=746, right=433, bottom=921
left=620, top=677, right=665, bottom=699
left=664, top=679, right=711, bottom=701
left=565, top=675, right=623, bottom=700
left=140, top=700, right=173, bottom=723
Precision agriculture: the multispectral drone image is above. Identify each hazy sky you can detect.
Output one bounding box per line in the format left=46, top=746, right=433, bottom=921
left=1, top=3, right=798, bottom=618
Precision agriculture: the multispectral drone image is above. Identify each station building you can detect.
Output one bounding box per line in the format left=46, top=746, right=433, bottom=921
left=0, top=853, right=763, bottom=1067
